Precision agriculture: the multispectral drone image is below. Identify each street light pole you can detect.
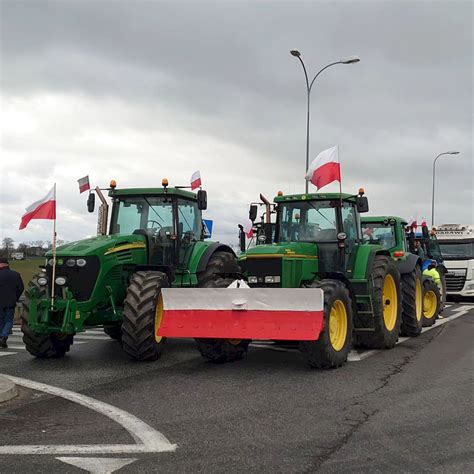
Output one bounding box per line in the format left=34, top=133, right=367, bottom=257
left=290, top=50, right=360, bottom=193
left=431, top=151, right=460, bottom=227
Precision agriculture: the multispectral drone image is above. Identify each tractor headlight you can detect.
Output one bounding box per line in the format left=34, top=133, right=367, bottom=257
left=55, top=277, right=67, bottom=286
left=76, top=258, right=87, bottom=267
left=37, top=277, right=48, bottom=286
left=264, top=276, right=281, bottom=284
left=48, top=259, right=54, bottom=266
left=248, top=276, right=258, bottom=284
left=66, top=258, right=76, bottom=267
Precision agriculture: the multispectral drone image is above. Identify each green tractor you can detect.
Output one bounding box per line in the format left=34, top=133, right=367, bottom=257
left=21, top=179, right=239, bottom=360
left=157, top=189, right=405, bottom=369
left=361, top=216, right=442, bottom=328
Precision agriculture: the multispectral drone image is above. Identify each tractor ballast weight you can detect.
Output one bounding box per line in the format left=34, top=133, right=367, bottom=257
left=159, top=190, right=404, bottom=369
left=21, top=180, right=237, bottom=361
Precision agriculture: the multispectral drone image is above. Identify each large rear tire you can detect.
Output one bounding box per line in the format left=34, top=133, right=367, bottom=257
left=195, top=252, right=249, bottom=363
left=21, top=275, right=74, bottom=358
left=357, top=255, right=402, bottom=349
left=121, top=271, right=168, bottom=361
left=422, top=278, right=441, bottom=327
left=299, top=279, right=353, bottom=369
left=400, top=266, right=423, bottom=337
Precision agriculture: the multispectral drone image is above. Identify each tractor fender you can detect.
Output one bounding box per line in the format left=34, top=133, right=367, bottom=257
left=364, top=249, right=391, bottom=279
left=196, top=242, right=237, bottom=273
left=394, top=253, right=421, bottom=275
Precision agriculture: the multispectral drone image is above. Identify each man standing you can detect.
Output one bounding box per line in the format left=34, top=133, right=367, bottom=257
left=0, top=258, right=24, bottom=348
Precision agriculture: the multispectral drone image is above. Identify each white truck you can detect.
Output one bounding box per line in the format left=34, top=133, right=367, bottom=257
left=436, top=224, right=474, bottom=297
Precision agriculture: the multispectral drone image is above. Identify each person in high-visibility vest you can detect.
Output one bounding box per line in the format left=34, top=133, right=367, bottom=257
left=423, top=260, right=441, bottom=287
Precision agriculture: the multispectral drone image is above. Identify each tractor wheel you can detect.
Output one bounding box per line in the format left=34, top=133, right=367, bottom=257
left=400, top=266, right=423, bottom=337
left=121, top=271, right=169, bottom=361
left=422, top=278, right=441, bottom=327
left=195, top=252, right=249, bottom=363
left=299, top=279, right=353, bottom=369
left=357, top=255, right=402, bottom=349
left=21, top=275, right=74, bottom=358
left=103, top=325, right=122, bottom=341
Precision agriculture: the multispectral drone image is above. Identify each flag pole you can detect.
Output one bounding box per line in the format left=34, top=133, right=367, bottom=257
left=51, top=183, right=57, bottom=310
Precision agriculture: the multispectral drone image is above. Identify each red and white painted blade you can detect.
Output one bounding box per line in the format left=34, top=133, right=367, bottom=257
left=158, top=287, right=324, bottom=341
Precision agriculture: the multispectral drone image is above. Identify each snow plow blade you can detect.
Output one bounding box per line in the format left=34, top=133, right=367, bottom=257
left=157, top=286, right=324, bottom=341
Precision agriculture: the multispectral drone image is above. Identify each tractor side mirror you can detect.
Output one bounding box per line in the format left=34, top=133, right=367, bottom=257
left=238, top=224, right=246, bottom=253
left=197, top=190, right=207, bottom=210
left=249, top=205, right=258, bottom=222
left=87, top=193, right=95, bottom=213
left=356, top=196, right=369, bottom=213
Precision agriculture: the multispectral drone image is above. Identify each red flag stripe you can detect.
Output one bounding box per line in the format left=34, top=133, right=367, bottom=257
left=308, top=162, right=341, bottom=190
left=158, top=309, right=324, bottom=340
left=191, top=177, right=201, bottom=190
left=19, top=199, right=56, bottom=230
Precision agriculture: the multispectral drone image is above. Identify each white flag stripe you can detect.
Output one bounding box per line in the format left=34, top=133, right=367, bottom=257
left=305, top=146, right=339, bottom=179
left=191, top=170, right=200, bottom=182
left=78, top=176, right=89, bottom=186
left=161, top=288, right=324, bottom=311
left=24, top=185, right=56, bottom=213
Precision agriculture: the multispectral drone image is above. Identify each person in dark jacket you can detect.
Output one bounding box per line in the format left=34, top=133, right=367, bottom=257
left=0, top=258, right=24, bottom=348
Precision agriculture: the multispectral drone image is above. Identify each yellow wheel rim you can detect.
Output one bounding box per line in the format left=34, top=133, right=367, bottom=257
left=415, top=279, right=423, bottom=322
left=383, top=274, right=398, bottom=331
left=155, top=295, right=164, bottom=343
left=423, top=290, right=437, bottom=319
left=329, top=299, right=348, bottom=352
left=228, top=339, right=242, bottom=346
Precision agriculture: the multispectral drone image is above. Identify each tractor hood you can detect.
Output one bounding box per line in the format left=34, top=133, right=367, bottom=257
left=242, top=242, right=318, bottom=260
left=46, top=234, right=147, bottom=258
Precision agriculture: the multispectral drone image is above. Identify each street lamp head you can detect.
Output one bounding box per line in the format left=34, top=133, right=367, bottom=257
left=448, top=151, right=460, bottom=155
left=290, top=49, right=301, bottom=57
left=340, top=55, right=360, bottom=64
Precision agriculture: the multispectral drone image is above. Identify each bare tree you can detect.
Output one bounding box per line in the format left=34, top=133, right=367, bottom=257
left=2, top=237, right=14, bottom=258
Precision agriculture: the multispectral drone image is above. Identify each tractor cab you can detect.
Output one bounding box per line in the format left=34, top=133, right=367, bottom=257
left=240, top=190, right=369, bottom=286
left=108, top=180, right=207, bottom=273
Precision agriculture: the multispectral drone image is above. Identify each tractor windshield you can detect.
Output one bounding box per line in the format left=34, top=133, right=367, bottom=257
left=110, top=196, right=174, bottom=235
left=278, top=200, right=338, bottom=242
left=361, top=222, right=396, bottom=250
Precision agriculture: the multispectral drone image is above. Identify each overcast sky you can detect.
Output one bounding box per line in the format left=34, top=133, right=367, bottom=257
left=1, top=0, right=472, bottom=248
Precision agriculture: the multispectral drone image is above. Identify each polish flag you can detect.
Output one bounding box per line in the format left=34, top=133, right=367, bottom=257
left=305, top=146, right=341, bottom=190
left=191, top=170, right=201, bottom=190
left=244, top=219, right=254, bottom=238
left=19, top=185, right=56, bottom=230
left=77, top=175, right=90, bottom=194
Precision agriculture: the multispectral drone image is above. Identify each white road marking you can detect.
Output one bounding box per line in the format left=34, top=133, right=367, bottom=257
left=0, top=374, right=177, bottom=455
left=56, top=457, right=137, bottom=473
left=0, top=352, right=17, bottom=357
left=74, top=334, right=110, bottom=341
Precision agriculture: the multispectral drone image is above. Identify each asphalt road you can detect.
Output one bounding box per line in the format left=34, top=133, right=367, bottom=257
left=0, top=302, right=473, bottom=473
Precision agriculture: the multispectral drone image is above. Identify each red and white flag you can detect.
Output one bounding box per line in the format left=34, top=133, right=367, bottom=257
left=77, top=175, right=90, bottom=194
left=190, top=170, right=201, bottom=190
left=19, top=185, right=56, bottom=230
left=243, top=219, right=254, bottom=238
left=305, top=145, right=341, bottom=190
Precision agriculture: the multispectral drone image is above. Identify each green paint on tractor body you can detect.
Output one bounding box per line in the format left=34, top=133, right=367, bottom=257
left=26, top=186, right=229, bottom=335
left=239, top=191, right=389, bottom=330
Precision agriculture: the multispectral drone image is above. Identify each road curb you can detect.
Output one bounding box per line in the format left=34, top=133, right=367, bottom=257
left=0, top=375, right=17, bottom=404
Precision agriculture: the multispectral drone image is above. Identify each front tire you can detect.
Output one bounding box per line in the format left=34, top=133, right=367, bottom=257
left=195, top=252, right=250, bottom=363
left=400, top=266, right=423, bottom=337
left=357, top=255, right=402, bottom=349
left=121, top=271, right=168, bottom=361
left=21, top=275, right=74, bottom=358
left=299, top=279, right=353, bottom=369
left=422, top=278, right=441, bottom=327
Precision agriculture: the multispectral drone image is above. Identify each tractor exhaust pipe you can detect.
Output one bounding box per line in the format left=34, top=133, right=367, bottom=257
left=95, top=186, right=109, bottom=236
